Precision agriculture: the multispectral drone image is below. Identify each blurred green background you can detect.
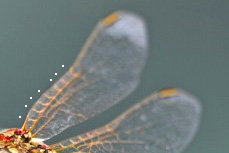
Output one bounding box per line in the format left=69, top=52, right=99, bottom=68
left=0, top=0, right=228, bottom=152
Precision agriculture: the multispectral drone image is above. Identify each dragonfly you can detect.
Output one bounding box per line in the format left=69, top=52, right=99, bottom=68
left=0, top=11, right=201, bottom=153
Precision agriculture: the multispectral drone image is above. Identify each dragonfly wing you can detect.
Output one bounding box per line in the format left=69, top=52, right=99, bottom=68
left=51, top=89, right=201, bottom=153
left=23, top=11, right=148, bottom=141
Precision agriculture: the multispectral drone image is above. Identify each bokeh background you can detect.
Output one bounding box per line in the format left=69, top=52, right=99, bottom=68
left=0, top=0, right=228, bottom=153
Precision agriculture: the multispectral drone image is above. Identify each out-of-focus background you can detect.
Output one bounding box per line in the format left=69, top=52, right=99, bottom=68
left=0, top=0, right=228, bottom=152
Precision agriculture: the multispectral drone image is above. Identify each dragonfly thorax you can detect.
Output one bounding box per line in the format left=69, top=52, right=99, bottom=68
left=0, top=129, right=55, bottom=153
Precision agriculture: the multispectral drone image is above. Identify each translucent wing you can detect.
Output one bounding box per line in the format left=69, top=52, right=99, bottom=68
left=22, top=11, right=148, bottom=141
left=51, top=89, right=201, bottom=153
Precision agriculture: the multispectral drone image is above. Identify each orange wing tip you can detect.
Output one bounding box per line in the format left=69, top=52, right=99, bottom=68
left=158, top=88, right=179, bottom=98
left=103, top=12, right=120, bottom=26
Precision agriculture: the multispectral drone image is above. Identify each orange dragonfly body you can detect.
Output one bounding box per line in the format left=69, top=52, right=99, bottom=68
left=0, top=11, right=201, bottom=153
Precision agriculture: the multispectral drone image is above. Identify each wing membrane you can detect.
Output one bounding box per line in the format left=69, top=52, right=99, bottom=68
left=23, top=11, right=148, bottom=141
left=51, top=89, right=201, bottom=153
